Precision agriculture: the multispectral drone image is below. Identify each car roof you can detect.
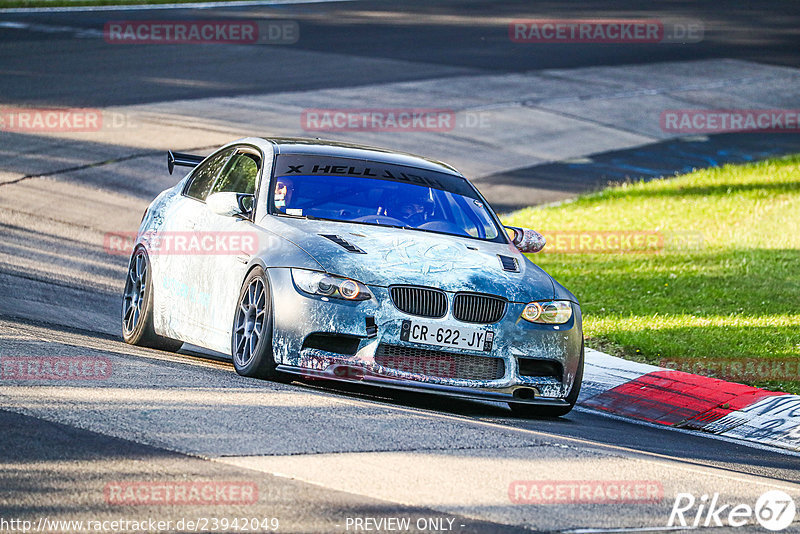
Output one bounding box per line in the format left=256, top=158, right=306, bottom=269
left=265, top=137, right=463, bottom=176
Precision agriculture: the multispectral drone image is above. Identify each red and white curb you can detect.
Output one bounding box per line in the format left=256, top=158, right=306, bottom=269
left=581, top=348, right=800, bottom=452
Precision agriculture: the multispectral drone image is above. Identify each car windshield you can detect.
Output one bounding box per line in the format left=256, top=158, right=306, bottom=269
left=271, top=157, right=503, bottom=242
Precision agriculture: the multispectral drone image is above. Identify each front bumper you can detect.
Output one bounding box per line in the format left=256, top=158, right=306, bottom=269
left=276, top=363, right=571, bottom=406
left=267, top=268, right=582, bottom=404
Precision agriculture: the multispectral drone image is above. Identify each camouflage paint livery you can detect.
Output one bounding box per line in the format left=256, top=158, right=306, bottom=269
left=131, top=137, right=583, bottom=407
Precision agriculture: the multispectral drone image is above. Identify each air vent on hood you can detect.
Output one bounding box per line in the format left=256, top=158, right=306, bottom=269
left=320, top=234, right=366, bottom=254
left=498, top=255, right=519, bottom=272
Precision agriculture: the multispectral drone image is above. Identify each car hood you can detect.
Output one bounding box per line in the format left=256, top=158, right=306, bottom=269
left=263, top=217, right=556, bottom=302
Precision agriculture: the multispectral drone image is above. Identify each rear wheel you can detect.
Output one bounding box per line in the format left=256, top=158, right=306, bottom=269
left=121, top=247, right=183, bottom=351
left=508, top=343, right=584, bottom=418
left=231, top=267, right=286, bottom=380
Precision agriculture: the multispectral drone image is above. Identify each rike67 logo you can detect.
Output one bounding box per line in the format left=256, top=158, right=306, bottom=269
left=669, top=490, right=796, bottom=531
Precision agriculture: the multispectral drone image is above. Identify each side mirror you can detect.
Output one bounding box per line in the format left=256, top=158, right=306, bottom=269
left=505, top=226, right=546, bottom=253
left=207, top=192, right=254, bottom=218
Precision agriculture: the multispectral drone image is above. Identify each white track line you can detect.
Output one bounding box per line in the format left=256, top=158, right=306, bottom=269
left=573, top=406, right=800, bottom=458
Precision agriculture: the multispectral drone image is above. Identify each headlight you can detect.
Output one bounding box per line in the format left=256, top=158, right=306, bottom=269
left=521, top=300, right=572, bottom=324
left=291, top=269, right=372, bottom=301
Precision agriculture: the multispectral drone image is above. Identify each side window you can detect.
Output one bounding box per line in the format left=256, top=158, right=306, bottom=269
left=184, top=149, right=233, bottom=201
left=211, top=152, right=259, bottom=195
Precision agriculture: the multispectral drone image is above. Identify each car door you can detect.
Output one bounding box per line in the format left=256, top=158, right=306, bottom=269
left=190, top=146, right=264, bottom=354
left=155, top=148, right=235, bottom=346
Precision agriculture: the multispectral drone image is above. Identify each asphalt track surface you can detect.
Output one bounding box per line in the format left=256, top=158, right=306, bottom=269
left=1, top=0, right=800, bottom=106
left=1, top=1, right=800, bottom=532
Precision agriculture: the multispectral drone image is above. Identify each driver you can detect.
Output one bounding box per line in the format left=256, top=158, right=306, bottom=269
left=392, top=187, right=436, bottom=226
left=274, top=178, right=294, bottom=211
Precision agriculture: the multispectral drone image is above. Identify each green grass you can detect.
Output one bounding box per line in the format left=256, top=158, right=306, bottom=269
left=0, top=0, right=239, bottom=8
left=503, top=155, right=800, bottom=393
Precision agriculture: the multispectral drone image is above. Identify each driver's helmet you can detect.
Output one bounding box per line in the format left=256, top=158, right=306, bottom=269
left=392, top=187, right=436, bottom=226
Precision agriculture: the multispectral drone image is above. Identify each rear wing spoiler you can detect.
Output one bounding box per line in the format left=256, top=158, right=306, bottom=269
left=167, top=150, right=204, bottom=175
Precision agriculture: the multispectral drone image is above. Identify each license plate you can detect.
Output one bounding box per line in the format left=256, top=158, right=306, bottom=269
left=400, top=320, right=493, bottom=352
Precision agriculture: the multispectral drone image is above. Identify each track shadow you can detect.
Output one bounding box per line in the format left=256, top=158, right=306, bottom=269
left=481, top=133, right=800, bottom=212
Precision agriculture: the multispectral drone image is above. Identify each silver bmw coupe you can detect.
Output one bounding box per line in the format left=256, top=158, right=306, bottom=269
left=122, top=137, right=583, bottom=416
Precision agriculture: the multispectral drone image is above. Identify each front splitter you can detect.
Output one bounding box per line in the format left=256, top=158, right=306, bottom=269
left=276, top=364, right=569, bottom=406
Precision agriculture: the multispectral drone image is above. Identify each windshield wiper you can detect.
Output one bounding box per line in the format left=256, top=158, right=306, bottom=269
left=274, top=212, right=323, bottom=220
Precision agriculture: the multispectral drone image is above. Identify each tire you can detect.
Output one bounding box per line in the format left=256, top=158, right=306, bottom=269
left=508, top=342, right=584, bottom=418
left=231, top=267, right=286, bottom=380
left=121, top=247, right=183, bottom=352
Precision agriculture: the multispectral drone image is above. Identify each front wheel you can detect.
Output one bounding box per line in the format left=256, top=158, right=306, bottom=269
left=121, top=247, right=183, bottom=351
left=508, top=343, right=584, bottom=418
left=231, top=267, right=286, bottom=381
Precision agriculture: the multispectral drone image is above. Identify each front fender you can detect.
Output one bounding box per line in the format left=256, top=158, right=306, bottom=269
left=249, top=229, right=325, bottom=271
